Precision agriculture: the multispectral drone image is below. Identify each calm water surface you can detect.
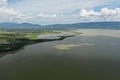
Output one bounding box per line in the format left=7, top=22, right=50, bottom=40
left=0, top=29, right=120, bottom=80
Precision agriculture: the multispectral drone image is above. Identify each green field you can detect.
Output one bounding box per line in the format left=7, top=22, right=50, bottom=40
left=0, top=30, right=60, bottom=42
left=0, top=30, right=61, bottom=52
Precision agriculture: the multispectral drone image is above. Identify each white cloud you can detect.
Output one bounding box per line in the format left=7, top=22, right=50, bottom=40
left=75, top=8, right=120, bottom=22
left=12, top=0, right=115, bottom=14
left=37, top=14, right=57, bottom=18
left=0, top=0, right=32, bottom=23
left=0, top=0, right=7, bottom=7
left=0, top=0, right=120, bottom=24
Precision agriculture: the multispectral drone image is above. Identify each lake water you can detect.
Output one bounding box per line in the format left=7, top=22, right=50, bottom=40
left=0, top=29, right=120, bottom=80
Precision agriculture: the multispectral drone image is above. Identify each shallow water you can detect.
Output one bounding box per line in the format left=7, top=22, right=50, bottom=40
left=0, top=29, right=120, bottom=80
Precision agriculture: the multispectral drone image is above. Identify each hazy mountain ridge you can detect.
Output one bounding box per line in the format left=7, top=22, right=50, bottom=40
left=0, top=22, right=42, bottom=28
left=0, top=22, right=120, bottom=29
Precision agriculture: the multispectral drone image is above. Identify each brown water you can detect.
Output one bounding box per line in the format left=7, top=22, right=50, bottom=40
left=0, top=29, right=120, bottom=80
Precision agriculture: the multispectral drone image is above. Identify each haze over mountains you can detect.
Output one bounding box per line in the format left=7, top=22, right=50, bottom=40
left=0, top=22, right=120, bottom=29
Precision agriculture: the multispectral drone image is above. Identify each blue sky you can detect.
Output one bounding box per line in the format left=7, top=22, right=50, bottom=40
left=0, top=0, right=120, bottom=25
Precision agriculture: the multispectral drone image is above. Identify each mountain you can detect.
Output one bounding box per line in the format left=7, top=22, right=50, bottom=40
left=0, top=22, right=42, bottom=28
left=46, top=22, right=120, bottom=29
left=0, top=22, right=120, bottom=29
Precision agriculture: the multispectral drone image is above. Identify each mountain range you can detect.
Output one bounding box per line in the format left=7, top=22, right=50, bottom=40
left=0, top=22, right=120, bottom=29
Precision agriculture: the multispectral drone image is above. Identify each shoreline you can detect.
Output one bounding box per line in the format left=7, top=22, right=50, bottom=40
left=0, top=32, right=81, bottom=53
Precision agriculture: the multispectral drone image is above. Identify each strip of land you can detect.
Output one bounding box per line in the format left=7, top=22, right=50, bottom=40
left=0, top=30, right=81, bottom=53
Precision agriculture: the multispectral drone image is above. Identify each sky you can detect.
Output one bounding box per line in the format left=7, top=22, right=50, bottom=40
left=0, top=0, right=120, bottom=25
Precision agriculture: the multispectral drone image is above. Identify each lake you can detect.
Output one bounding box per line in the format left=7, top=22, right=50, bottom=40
left=0, top=29, right=120, bottom=80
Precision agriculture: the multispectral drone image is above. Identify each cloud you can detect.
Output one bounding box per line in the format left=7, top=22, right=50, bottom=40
left=75, top=8, right=120, bottom=22
left=0, top=7, right=32, bottom=22
left=37, top=14, right=57, bottom=18
left=0, top=0, right=32, bottom=23
left=10, top=0, right=117, bottom=15
left=0, top=0, right=120, bottom=24
left=0, top=0, right=58, bottom=23
left=0, top=0, right=7, bottom=7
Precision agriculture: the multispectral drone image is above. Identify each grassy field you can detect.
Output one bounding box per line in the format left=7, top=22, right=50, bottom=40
left=0, top=30, right=61, bottom=52
left=0, top=30, right=61, bottom=43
